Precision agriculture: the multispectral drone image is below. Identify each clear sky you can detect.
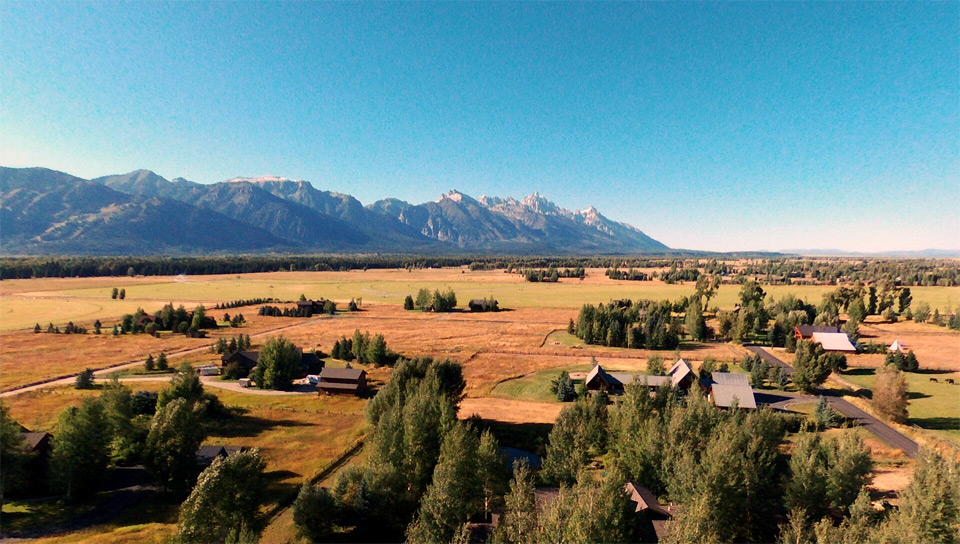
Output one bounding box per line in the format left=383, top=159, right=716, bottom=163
left=1, top=1, right=957, bottom=252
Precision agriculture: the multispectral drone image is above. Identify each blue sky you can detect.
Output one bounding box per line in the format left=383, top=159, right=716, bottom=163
left=2, top=1, right=957, bottom=252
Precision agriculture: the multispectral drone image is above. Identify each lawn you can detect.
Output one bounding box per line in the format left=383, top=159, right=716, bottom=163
left=839, top=367, right=960, bottom=445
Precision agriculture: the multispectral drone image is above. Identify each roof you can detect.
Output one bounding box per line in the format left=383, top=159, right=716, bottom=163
left=21, top=432, right=50, bottom=452
left=710, top=372, right=750, bottom=386
left=222, top=350, right=260, bottom=364
left=668, top=359, right=693, bottom=387
left=795, top=324, right=840, bottom=337
left=623, top=482, right=672, bottom=518
left=888, top=340, right=905, bottom=352
left=710, top=384, right=757, bottom=409
left=196, top=445, right=246, bottom=464
left=585, top=364, right=614, bottom=386
left=811, top=332, right=857, bottom=352
left=610, top=373, right=671, bottom=388
left=319, top=367, right=365, bottom=380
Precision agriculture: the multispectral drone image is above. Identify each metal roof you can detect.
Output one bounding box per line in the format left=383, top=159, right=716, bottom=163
left=710, top=384, right=757, bottom=409
left=811, top=332, right=857, bottom=352
left=710, top=372, right=750, bottom=386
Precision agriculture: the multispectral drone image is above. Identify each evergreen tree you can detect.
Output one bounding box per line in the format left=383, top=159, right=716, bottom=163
left=366, top=334, right=388, bottom=366
left=144, top=354, right=155, bottom=372
left=404, top=294, right=415, bottom=310
left=0, top=403, right=27, bottom=500
left=118, top=288, right=125, bottom=300
left=792, top=340, right=833, bottom=392
left=111, top=287, right=119, bottom=299
left=156, top=352, right=168, bottom=371
left=490, top=460, right=538, bottom=544
left=889, top=451, right=960, bottom=543
left=646, top=354, right=666, bottom=376
left=542, top=403, right=589, bottom=485
left=293, top=483, right=337, bottom=542
left=101, top=380, right=143, bottom=464
left=75, top=368, right=95, bottom=389
left=177, top=449, right=267, bottom=543
left=477, top=430, right=506, bottom=520
left=686, top=298, right=707, bottom=341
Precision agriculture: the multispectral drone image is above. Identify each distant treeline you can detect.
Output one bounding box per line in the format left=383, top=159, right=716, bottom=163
left=1, top=255, right=957, bottom=286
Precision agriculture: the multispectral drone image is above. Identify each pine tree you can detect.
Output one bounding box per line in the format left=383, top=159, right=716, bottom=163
left=144, top=354, right=155, bottom=372
left=156, top=352, right=168, bottom=371
left=404, top=294, right=415, bottom=310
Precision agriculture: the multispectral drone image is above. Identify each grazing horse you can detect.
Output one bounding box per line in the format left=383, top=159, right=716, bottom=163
left=946, top=379, right=956, bottom=385
left=929, top=378, right=939, bottom=383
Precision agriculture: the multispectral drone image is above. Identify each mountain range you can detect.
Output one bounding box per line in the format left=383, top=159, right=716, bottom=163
left=0, top=167, right=668, bottom=255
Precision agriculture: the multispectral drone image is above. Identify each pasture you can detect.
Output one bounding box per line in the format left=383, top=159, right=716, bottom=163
left=839, top=367, right=960, bottom=446
left=2, top=268, right=957, bottom=331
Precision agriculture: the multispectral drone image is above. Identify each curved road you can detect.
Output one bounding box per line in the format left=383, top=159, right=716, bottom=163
left=750, top=346, right=920, bottom=458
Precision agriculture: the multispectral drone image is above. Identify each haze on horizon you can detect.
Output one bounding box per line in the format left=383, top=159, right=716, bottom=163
left=1, top=1, right=957, bottom=253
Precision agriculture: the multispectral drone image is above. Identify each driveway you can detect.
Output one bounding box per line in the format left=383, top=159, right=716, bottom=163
left=751, top=348, right=920, bottom=458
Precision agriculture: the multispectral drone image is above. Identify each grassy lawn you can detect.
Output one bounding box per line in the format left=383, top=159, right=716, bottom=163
left=839, top=367, right=960, bottom=445
left=492, top=364, right=666, bottom=402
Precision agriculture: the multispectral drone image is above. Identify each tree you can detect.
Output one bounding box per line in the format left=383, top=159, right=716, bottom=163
left=51, top=399, right=111, bottom=502
left=178, top=449, right=267, bottom=543
left=75, top=368, right=95, bottom=389
left=415, top=288, right=432, bottom=310
left=101, top=381, right=144, bottom=464
left=1, top=403, right=27, bottom=500
left=352, top=329, right=368, bottom=362
left=873, top=365, right=909, bottom=423
left=551, top=371, right=575, bottom=402
left=867, top=287, right=877, bottom=315
left=254, top=336, right=301, bottom=390
left=539, top=475, right=637, bottom=543
left=686, top=298, right=707, bottom=341
left=145, top=397, right=206, bottom=493
left=647, top=355, right=666, bottom=376
left=542, top=403, right=589, bottom=485
left=477, top=430, right=506, bottom=520
left=403, top=295, right=415, bottom=310
left=792, top=340, right=832, bottom=392
left=881, top=307, right=898, bottom=323
left=813, top=397, right=841, bottom=429
left=111, top=287, right=118, bottom=299
left=93, top=320, right=101, bottom=334
left=366, top=334, right=388, bottom=366
left=913, top=301, right=931, bottom=323
left=191, top=304, right=205, bottom=330
left=118, top=288, right=126, bottom=300
left=846, top=297, right=867, bottom=325
left=785, top=432, right=872, bottom=521
left=144, top=354, right=155, bottom=372
left=406, top=422, right=481, bottom=543
left=490, top=460, right=537, bottom=544
left=156, top=352, right=168, bottom=371
left=890, top=451, right=960, bottom=543
left=293, top=483, right=337, bottom=542
left=898, top=288, right=913, bottom=313
left=323, top=300, right=336, bottom=314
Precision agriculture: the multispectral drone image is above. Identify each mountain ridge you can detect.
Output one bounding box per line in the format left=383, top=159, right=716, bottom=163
left=1, top=166, right=669, bottom=255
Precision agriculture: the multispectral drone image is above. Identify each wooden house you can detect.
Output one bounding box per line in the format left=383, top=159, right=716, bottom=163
left=794, top=324, right=840, bottom=340
left=317, top=367, right=367, bottom=396
left=624, top=481, right=677, bottom=542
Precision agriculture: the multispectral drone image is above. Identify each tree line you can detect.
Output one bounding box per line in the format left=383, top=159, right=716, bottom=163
left=330, top=330, right=395, bottom=366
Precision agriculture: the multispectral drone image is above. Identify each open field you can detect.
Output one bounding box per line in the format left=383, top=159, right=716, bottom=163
left=3, top=268, right=957, bottom=331
left=847, top=317, right=960, bottom=371
left=3, top=381, right=368, bottom=542
left=839, top=367, right=960, bottom=445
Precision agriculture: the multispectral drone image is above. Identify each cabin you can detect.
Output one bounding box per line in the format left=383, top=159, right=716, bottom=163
left=700, top=372, right=757, bottom=409
left=297, top=299, right=329, bottom=314
left=794, top=324, right=840, bottom=340
left=624, top=481, right=677, bottom=542
left=584, top=364, right=672, bottom=395
left=196, top=445, right=248, bottom=467
left=811, top=332, right=857, bottom=352
left=20, top=431, right=53, bottom=492
left=317, top=367, right=367, bottom=396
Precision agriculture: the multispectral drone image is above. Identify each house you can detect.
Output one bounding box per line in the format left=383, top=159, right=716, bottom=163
left=667, top=358, right=695, bottom=390
left=317, top=367, right=367, bottom=396
left=701, top=372, right=757, bottom=409
left=624, top=481, right=677, bottom=542
left=585, top=363, right=671, bottom=395
left=20, top=431, right=53, bottom=493
left=888, top=339, right=906, bottom=352
left=811, top=331, right=857, bottom=352
left=136, top=315, right=158, bottom=328
left=196, top=445, right=247, bottom=467
left=221, top=350, right=260, bottom=372
left=221, top=349, right=322, bottom=374
left=297, top=299, right=329, bottom=314
left=794, top=324, right=840, bottom=340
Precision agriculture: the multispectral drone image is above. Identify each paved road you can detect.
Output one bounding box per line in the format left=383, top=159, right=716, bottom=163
left=746, top=345, right=794, bottom=376
left=751, top=348, right=920, bottom=458
left=0, top=317, right=324, bottom=398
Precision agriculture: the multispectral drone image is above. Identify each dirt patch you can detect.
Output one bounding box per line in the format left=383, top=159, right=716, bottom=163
left=459, top=397, right=563, bottom=425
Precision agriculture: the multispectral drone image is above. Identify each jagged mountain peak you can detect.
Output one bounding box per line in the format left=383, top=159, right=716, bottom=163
left=226, top=175, right=309, bottom=185
left=436, top=189, right=478, bottom=205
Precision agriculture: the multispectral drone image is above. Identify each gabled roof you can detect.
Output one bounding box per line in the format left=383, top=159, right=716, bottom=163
left=319, top=367, right=366, bottom=380
left=623, top=481, right=672, bottom=518
left=811, top=332, right=857, bottom=352
left=710, top=384, right=757, bottom=409
left=668, top=359, right=693, bottom=387
left=196, top=445, right=247, bottom=465
left=586, top=364, right=616, bottom=386
left=21, top=432, right=51, bottom=453
left=795, top=324, right=840, bottom=337
left=710, top=372, right=750, bottom=386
